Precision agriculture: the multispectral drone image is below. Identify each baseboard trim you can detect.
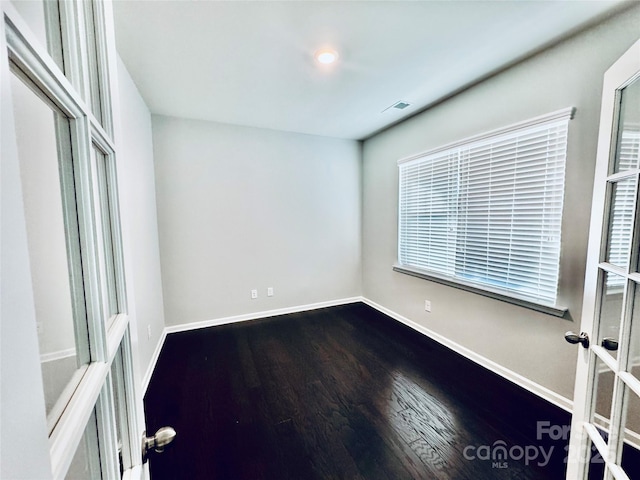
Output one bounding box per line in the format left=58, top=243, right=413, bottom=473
left=143, top=296, right=574, bottom=414
left=142, top=328, right=167, bottom=395
left=143, top=297, right=362, bottom=394
left=164, top=297, right=362, bottom=335
left=361, top=297, right=573, bottom=413
left=40, top=348, right=76, bottom=363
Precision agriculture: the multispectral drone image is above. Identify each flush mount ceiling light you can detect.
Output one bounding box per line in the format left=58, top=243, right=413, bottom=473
left=314, top=48, right=339, bottom=65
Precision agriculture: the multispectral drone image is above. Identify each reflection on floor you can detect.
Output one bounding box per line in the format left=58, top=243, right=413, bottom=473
left=144, top=303, right=573, bottom=479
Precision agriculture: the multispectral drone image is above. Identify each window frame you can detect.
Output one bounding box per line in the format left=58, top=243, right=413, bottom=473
left=394, top=108, right=574, bottom=317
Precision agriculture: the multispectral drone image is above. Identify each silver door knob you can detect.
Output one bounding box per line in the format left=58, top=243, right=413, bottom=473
left=142, top=426, right=176, bottom=462
left=565, top=331, right=590, bottom=348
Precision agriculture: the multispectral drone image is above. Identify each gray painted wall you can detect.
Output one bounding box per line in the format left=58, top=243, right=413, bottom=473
left=152, top=116, right=362, bottom=326
left=116, top=57, right=167, bottom=383
left=361, top=6, right=640, bottom=401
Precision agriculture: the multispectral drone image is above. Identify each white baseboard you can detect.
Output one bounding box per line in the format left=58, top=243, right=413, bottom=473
left=142, top=297, right=361, bottom=394
left=142, top=328, right=167, bottom=395
left=40, top=347, right=76, bottom=363
left=361, top=297, right=573, bottom=413
left=164, top=297, right=362, bottom=335
left=142, top=295, right=573, bottom=415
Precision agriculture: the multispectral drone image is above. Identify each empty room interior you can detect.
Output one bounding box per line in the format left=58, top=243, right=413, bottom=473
left=2, top=1, right=640, bottom=479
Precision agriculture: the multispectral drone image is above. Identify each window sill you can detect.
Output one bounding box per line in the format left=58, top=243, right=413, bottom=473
left=392, top=264, right=568, bottom=318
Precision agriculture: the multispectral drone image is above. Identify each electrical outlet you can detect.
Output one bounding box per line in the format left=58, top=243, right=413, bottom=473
left=267, top=287, right=274, bottom=297
left=251, top=289, right=258, bottom=299
left=424, top=300, right=431, bottom=312
left=147, top=324, right=152, bottom=340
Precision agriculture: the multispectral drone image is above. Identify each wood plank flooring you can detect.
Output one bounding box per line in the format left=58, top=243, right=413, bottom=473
left=144, top=303, right=571, bottom=479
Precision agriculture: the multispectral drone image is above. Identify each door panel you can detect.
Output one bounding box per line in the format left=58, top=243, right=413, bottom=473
left=2, top=1, right=144, bottom=478
left=566, top=39, right=640, bottom=480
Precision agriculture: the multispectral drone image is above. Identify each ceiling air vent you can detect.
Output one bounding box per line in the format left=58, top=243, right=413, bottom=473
left=382, top=100, right=411, bottom=113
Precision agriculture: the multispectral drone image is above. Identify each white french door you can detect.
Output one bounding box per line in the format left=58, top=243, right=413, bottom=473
left=566, top=39, right=640, bottom=480
left=1, top=1, right=145, bottom=478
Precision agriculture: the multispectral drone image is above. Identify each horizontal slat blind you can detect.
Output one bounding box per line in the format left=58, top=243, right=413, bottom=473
left=398, top=110, right=572, bottom=306
left=606, top=128, right=640, bottom=289
left=399, top=151, right=459, bottom=276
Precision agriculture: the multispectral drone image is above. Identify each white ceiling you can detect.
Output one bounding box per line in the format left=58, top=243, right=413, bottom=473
left=113, top=0, right=630, bottom=140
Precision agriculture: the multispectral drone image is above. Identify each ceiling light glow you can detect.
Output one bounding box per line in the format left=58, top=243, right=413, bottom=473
left=315, top=49, right=339, bottom=65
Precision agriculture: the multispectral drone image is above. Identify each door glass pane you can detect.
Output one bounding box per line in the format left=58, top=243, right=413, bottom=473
left=586, top=441, right=606, bottom=480
left=10, top=0, right=48, bottom=51
left=11, top=73, right=88, bottom=423
left=605, top=177, right=637, bottom=269
left=612, top=76, right=640, bottom=174
left=620, top=388, right=640, bottom=478
left=10, top=1, right=66, bottom=80
left=599, top=271, right=625, bottom=360
left=83, top=0, right=105, bottom=126
left=112, top=344, right=130, bottom=477
left=93, top=145, right=119, bottom=322
left=592, top=355, right=615, bottom=440
left=65, top=410, right=102, bottom=479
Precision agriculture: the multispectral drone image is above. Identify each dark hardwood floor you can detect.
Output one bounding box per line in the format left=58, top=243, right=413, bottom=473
left=144, top=303, right=572, bottom=479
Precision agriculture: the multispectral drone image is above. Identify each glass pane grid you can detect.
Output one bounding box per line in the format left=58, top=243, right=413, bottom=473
left=612, top=75, right=640, bottom=175
left=627, top=283, right=640, bottom=384
left=47, top=365, right=89, bottom=434
left=586, top=421, right=611, bottom=463
left=597, top=270, right=627, bottom=361
left=604, top=177, right=638, bottom=270
left=592, top=354, right=616, bottom=442
left=9, top=70, right=95, bottom=431
left=65, top=409, right=102, bottom=479
left=620, top=388, right=640, bottom=478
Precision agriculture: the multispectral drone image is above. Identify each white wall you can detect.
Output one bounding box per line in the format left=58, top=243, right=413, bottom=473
left=361, top=6, right=640, bottom=401
left=116, top=57, right=166, bottom=384
left=152, top=116, right=362, bottom=326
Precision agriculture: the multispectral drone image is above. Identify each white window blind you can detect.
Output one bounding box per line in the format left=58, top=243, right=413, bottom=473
left=398, top=108, right=573, bottom=307
left=605, top=127, right=640, bottom=290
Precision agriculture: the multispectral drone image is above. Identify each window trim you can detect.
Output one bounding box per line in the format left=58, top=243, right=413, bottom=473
left=393, top=264, right=568, bottom=317
left=397, top=107, right=575, bottom=167
left=395, top=107, right=575, bottom=317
